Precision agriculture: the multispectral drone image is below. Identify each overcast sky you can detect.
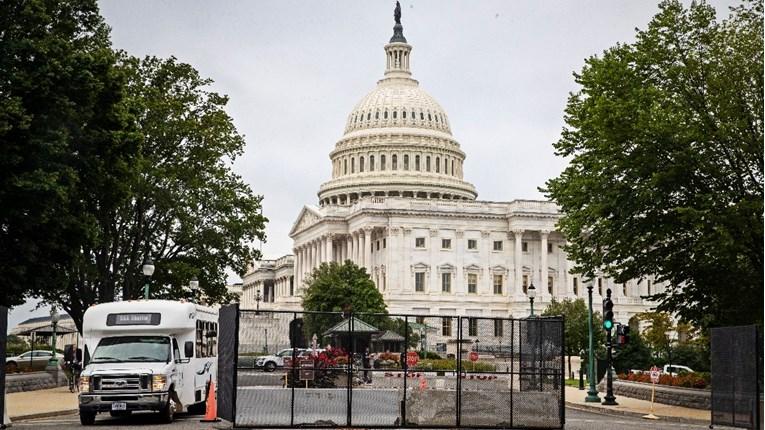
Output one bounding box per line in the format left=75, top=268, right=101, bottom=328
left=8, top=0, right=738, bottom=331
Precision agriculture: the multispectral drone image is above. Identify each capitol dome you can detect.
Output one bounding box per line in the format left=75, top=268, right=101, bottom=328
left=317, top=12, right=477, bottom=206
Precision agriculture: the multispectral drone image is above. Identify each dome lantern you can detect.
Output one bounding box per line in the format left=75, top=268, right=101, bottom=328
left=384, top=1, right=412, bottom=79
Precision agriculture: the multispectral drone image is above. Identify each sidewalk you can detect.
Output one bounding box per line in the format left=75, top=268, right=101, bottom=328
left=565, top=386, right=710, bottom=424
left=6, top=386, right=78, bottom=421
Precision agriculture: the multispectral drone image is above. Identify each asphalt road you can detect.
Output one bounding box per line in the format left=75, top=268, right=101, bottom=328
left=11, top=408, right=714, bottom=430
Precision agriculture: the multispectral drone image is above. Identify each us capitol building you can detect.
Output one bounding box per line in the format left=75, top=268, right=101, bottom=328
left=239, top=8, right=660, bottom=324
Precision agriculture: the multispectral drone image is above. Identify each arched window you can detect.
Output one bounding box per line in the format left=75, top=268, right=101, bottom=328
left=428, top=113, right=432, bottom=121
left=411, top=111, right=415, bottom=120
left=402, top=111, right=407, bottom=119
left=451, top=160, right=455, bottom=176
left=436, top=157, right=440, bottom=173
left=426, top=156, right=431, bottom=172
left=384, top=111, right=388, bottom=119
left=344, top=159, right=348, bottom=174
left=370, top=155, right=375, bottom=171
left=375, top=111, right=379, bottom=119
left=443, top=157, right=447, bottom=173
left=360, top=156, right=365, bottom=172
left=381, top=155, right=386, bottom=170
left=404, top=154, right=409, bottom=170
left=392, top=154, right=397, bottom=170
left=435, top=115, right=439, bottom=123
left=367, top=113, right=371, bottom=120
left=420, top=112, right=424, bottom=120
left=415, top=155, right=420, bottom=171
left=351, top=157, right=355, bottom=173
left=392, top=111, right=397, bottom=119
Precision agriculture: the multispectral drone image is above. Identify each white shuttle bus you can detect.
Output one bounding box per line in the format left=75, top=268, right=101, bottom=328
left=78, top=300, right=218, bottom=425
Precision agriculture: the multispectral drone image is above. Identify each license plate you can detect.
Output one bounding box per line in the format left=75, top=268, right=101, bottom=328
left=111, top=402, right=127, bottom=411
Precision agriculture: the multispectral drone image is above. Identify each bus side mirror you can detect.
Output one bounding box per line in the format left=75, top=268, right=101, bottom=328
left=184, top=341, right=194, bottom=358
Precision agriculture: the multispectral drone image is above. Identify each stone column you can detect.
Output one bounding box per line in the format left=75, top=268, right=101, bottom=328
left=364, top=227, right=373, bottom=273
left=513, top=229, right=524, bottom=298
left=429, top=228, right=438, bottom=293
left=481, top=231, right=491, bottom=295
left=325, top=234, right=333, bottom=264
left=345, top=235, right=352, bottom=262
left=387, top=227, right=398, bottom=291
left=402, top=227, right=411, bottom=292
left=455, top=230, right=464, bottom=295
left=540, top=230, right=551, bottom=299
left=293, top=249, right=300, bottom=290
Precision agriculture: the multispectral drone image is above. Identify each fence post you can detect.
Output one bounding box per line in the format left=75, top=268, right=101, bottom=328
left=402, top=315, right=408, bottom=426
left=456, top=316, right=461, bottom=427
left=1, top=306, right=7, bottom=429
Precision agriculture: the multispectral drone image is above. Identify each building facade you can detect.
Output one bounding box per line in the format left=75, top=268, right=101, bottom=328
left=241, top=10, right=660, bottom=324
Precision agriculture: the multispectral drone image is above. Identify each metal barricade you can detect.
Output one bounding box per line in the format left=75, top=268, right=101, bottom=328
left=222, top=309, right=565, bottom=429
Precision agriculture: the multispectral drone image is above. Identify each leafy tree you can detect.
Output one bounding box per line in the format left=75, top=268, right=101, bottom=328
left=302, top=261, right=387, bottom=343
left=636, top=311, right=674, bottom=353
left=544, top=0, right=763, bottom=330
left=613, top=330, right=653, bottom=373
left=542, top=298, right=605, bottom=377
left=0, top=0, right=139, bottom=309
left=30, top=55, right=267, bottom=332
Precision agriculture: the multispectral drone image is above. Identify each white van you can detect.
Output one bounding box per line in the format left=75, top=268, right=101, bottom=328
left=78, top=300, right=218, bottom=425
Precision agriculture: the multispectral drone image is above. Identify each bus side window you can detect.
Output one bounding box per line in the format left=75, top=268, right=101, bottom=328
left=196, top=320, right=204, bottom=358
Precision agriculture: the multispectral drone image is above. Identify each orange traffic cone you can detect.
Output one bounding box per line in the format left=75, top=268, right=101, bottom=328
left=200, top=380, right=220, bottom=422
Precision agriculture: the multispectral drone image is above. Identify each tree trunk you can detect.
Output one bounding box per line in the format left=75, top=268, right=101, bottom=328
left=568, top=354, right=573, bottom=379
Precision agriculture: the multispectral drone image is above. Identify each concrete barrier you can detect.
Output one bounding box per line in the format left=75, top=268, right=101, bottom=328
left=599, top=379, right=710, bottom=410
left=6, top=371, right=68, bottom=393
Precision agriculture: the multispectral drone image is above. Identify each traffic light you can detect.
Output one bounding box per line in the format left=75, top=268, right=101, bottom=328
left=615, top=324, right=630, bottom=347
left=602, top=289, right=614, bottom=331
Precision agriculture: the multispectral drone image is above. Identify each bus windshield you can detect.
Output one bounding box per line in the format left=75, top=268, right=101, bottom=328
left=92, top=336, right=170, bottom=363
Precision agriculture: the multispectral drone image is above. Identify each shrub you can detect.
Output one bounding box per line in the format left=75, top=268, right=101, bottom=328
left=418, top=351, right=442, bottom=360
left=378, top=352, right=400, bottom=362
left=618, top=371, right=709, bottom=389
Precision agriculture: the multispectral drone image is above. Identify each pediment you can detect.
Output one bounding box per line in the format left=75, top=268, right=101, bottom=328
left=438, top=263, right=456, bottom=272
left=490, top=265, right=508, bottom=274
left=463, top=264, right=482, bottom=272
left=410, top=262, right=430, bottom=273
left=289, top=205, right=324, bottom=236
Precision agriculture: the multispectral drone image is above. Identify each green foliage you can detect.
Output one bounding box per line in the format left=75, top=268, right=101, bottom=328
left=542, top=298, right=605, bottom=375
left=6, top=335, right=30, bottom=356
left=636, top=312, right=674, bottom=352
left=613, top=330, right=653, bottom=373
left=0, top=0, right=139, bottom=309
left=302, top=261, right=388, bottom=341
left=418, top=351, right=442, bottom=360
left=0, top=1, right=266, bottom=331
left=544, top=0, right=764, bottom=330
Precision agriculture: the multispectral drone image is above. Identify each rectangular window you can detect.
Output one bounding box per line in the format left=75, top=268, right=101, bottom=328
left=467, top=273, right=478, bottom=294
left=441, top=238, right=451, bottom=249
left=493, top=274, right=503, bottom=294
left=383, top=238, right=386, bottom=248
left=415, top=237, right=425, bottom=248
left=647, top=280, right=652, bottom=295
left=467, top=239, right=477, bottom=250
left=493, top=240, right=503, bottom=251
left=623, top=283, right=628, bottom=296
left=494, top=319, right=503, bottom=337
left=376, top=240, right=380, bottom=251
left=441, top=272, right=451, bottom=293
left=442, top=318, right=452, bottom=337
left=522, top=241, right=528, bottom=252
left=381, top=154, right=386, bottom=170
left=522, top=274, right=529, bottom=293
left=289, top=276, right=294, bottom=296
left=548, top=276, right=554, bottom=294
left=416, top=316, right=425, bottom=324
left=573, top=278, right=579, bottom=295
left=415, top=272, right=425, bottom=292
left=468, top=318, right=478, bottom=337
left=598, top=278, right=603, bottom=295
left=547, top=243, right=553, bottom=253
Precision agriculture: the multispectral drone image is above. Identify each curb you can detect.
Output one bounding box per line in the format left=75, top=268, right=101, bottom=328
left=9, top=409, right=78, bottom=422
left=566, top=401, right=710, bottom=425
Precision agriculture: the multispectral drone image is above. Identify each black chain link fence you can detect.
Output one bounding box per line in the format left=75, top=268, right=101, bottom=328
left=711, top=325, right=763, bottom=430
left=0, top=306, right=7, bottom=425
left=224, top=309, right=564, bottom=429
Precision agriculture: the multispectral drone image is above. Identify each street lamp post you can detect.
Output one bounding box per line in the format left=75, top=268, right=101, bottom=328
left=48, top=307, right=60, bottom=368
left=585, top=281, right=601, bottom=402
left=528, top=282, right=536, bottom=317
left=189, top=276, right=200, bottom=304
left=142, top=256, right=155, bottom=299
left=255, top=288, right=262, bottom=314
